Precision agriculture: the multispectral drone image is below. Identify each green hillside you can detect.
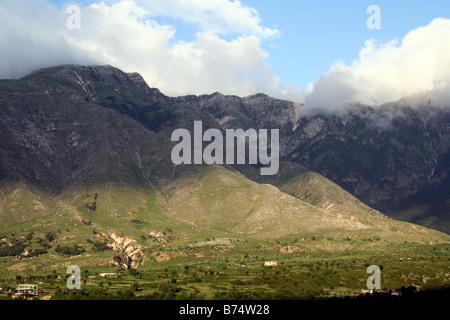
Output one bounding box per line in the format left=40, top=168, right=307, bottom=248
left=1, top=164, right=449, bottom=300
left=277, top=170, right=384, bottom=217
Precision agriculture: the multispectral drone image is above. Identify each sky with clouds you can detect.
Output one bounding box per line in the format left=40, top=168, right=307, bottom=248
left=1, top=0, right=450, bottom=112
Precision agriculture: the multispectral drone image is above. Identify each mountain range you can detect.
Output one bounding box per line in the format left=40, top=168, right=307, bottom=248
left=0, top=64, right=448, bottom=240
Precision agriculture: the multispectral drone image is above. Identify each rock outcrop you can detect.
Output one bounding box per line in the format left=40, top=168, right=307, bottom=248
left=101, top=233, right=145, bottom=270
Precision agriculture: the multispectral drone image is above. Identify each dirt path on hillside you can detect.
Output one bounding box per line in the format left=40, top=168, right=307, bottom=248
left=58, top=201, right=83, bottom=223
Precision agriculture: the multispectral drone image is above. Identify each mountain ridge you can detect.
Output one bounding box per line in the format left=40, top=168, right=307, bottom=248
left=0, top=64, right=448, bottom=235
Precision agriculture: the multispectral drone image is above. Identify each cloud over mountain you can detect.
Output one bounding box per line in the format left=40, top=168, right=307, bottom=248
left=1, top=1, right=449, bottom=110
left=0, top=0, right=290, bottom=99
left=303, top=18, right=450, bottom=112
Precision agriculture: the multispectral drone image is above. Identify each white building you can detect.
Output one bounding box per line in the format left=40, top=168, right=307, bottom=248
left=100, top=273, right=117, bottom=277
left=16, top=284, right=38, bottom=296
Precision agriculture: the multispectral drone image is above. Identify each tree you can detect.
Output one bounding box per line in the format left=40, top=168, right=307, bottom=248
left=55, top=244, right=86, bottom=256
left=128, top=268, right=139, bottom=276
left=92, top=241, right=110, bottom=252
left=45, top=232, right=56, bottom=242
left=131, top=281, right=140, bottom=292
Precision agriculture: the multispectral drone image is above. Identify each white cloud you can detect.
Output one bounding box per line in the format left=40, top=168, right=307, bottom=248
left=138, top=0, right=280, bottom=38
left=0, top=0, right=96, bottom=79
left=0, top=0, right=293, bottom=100
left=303, top=18, right=450, bottom=112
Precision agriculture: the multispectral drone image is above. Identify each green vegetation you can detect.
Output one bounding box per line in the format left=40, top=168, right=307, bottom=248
left=0, top=240, right=26, bottom=257
left=92, top=241, right=111, bottom=252
left=0, top=237, right=449, bottom=300
left=0, top=166, right=449, bottom=300
left=55, top=244, right=86, bottom=256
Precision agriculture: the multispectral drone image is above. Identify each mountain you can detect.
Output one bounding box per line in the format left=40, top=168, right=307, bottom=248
left=0, top=64, right=448, bottom=241
left=1, top=65, right=449, bottom=301
left=285, top=103, right=450, bottom=234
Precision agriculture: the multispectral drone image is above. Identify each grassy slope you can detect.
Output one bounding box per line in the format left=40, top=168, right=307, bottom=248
left=277, top=170, right=385, bottom=216
left=0, top=182, right=60, bottom=227
left=167, top=166, right=448, bottom=242
left=1, top=165, right=449, bottom=246
left=0, top=165, right=449, bottom=299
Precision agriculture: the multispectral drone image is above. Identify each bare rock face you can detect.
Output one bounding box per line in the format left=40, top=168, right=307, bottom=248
left=106, top=233, right=145, bottom=270
left=286, top=104, right=450, bottom=233
left=0, top=64, right=175, bottom=193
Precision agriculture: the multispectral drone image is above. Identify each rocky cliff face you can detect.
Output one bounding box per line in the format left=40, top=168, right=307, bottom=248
left=285, top=103, right=450, bottom=233
left=107, top=233, right=145, bottom=270
left=95, top=232, right=145, bottom=270
left=0, top=65, right=175, bottom=193
left=0, top=64, right=299, bottom=192
left=174, top=92, right=298, bottom=131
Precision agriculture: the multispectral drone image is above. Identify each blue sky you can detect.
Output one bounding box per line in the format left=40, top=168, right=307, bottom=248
left=247, top=0, right=450, bottom=86
left=2, top=0, right=450, bottom=109
left=46, top=0, right=450, bottom=87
